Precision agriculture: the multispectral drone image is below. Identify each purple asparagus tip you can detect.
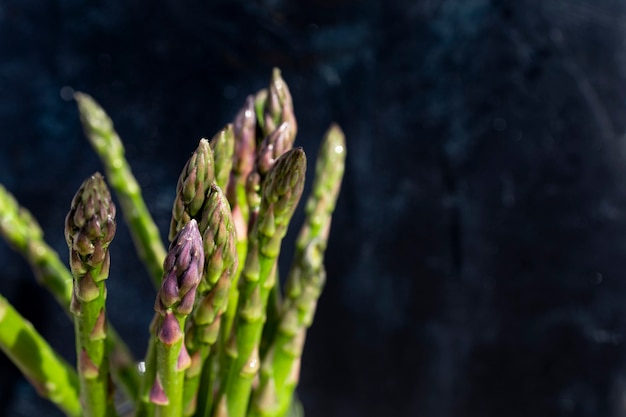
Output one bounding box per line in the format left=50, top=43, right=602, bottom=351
left=156, top=219, right=205, bottom=315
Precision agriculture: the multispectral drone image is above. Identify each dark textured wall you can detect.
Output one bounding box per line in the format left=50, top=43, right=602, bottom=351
left=2, top=1, right=626, bottom=416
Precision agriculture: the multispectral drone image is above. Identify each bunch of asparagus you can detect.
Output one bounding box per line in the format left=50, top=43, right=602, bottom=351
left=0, top=68, right=345, bottom=417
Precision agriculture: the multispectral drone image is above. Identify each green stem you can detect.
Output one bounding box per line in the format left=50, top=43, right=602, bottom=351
left=0, top=294, right=81, bottom=417
left=220, top=251, right=276, bottom=417
left=153, top=313, right=187, bottom=417
left=188, top=345, right=213, bottom=417
left=218, top=237, right=247, bottom=365
left=259, top=270, right=281, bottom=361
left=74, top=282, right=116, bottom=417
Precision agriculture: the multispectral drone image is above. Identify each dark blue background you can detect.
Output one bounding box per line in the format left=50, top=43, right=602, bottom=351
left=2, top=1, right=626, bottom=416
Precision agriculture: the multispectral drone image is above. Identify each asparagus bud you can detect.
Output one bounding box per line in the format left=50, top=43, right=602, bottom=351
left=197, top=185, right=238, bottom=290
left=151, top=219, right=204, bottom=417
left=256, top=122, right=293, bottom=178
left=210, top=124, right=235, bottom=193
left=156, top=220, right=204, bottom=315
left=65, top=172, right=117, bottom=417
left=169, top=139, right=215, bottom=241
left=258, top=148, right=307, bottom=259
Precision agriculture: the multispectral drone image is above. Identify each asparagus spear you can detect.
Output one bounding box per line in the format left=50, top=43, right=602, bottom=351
left=210, top=125, right=235, bottom=193
left=75, top=92, right=167, bottom=288
left=251, top=122, right=296, bottom=360
left=221, top=96, right=257, bottom=341
left=65, top=173, right=118, bottom=417
left=249, top=70, right=299, bottom=372
left=0, top=184, right=140, bottom=400
left=169, top=138, right=215, bottom=241
left=251, top=124, right=346, bottom=417
left=216, top=148, right=307, bottom=417
left=141, top=138, right=216, bottom=416
left=0, top=294, right=81, bottom=417
left=183, top=185, right=238, bottom=417
left=150, top=219, right=204, bottom=417
left=230, top=121, right=295, bottom=370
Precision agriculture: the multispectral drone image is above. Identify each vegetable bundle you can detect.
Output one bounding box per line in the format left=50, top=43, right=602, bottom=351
left=0, top=68, right=345, bottom=417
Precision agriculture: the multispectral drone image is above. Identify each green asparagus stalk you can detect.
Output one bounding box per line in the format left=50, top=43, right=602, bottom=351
left=150, top=219, right=204, bottom=417
left=75, top=92, right=167, bottom=287
left=65, top=172, right=118, bottom=417
left=169, top=138, right=215, bottom=241
left=250, top=124, right=346, bottom=417
left=210, top=125, right=235, bottom=193
left=0, top=294, right=81, bottom=417
left=250, top=120, right=297, bottom=368
left=258, top=268, right=281, bottom=361
left=251, top=121, right=295, bottom=357
left=228, top=116, right=295, bottom=363
left=218, top=97, right=258, bottom=399
left=249, top=72, right=298, bottom=375
left=296, top=124, right=346, bottom=246
left=0, top=184, right=141, bottom=401
left=183, top=185, right=238, bottom=417
left=216, top=148, right=307, bottom=417
left=250, top=241, right=324, bottom=417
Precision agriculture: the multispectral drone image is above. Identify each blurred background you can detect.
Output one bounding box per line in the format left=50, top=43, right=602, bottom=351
left=2, top=0, right=626, bottom=416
